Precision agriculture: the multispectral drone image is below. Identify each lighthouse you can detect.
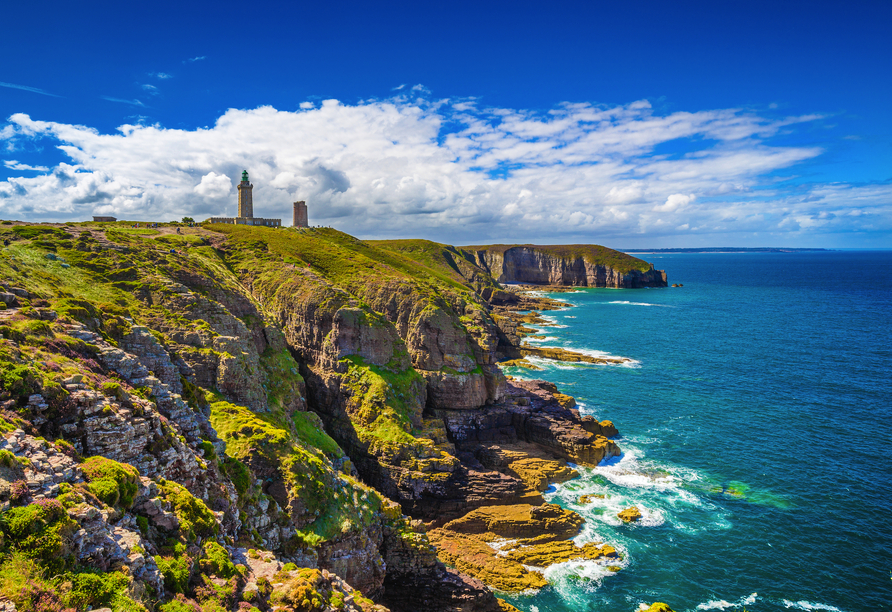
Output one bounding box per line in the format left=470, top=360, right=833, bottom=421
left=237, top=170, right=254, bottom=218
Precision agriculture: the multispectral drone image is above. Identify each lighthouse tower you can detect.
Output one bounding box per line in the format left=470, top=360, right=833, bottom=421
left=237, top=170, right=253, bottom=218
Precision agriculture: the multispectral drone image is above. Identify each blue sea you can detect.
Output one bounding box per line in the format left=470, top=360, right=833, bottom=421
left=500, top=251, right=892, bottom=612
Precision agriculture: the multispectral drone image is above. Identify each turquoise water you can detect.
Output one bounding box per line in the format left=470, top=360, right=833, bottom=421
left=500, top=251, right=892, bottom=612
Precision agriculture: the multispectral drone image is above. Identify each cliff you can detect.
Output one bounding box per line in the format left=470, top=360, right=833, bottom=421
left=0, top=223, right=641, bottom=612
left=463, top=244, right=668, bottom=288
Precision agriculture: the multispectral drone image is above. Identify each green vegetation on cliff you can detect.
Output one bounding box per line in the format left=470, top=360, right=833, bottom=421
left=463, top=243, right=654, bottom=273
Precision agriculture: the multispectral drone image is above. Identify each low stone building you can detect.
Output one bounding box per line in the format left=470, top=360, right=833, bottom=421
left=92, top=216, right=117, bottom=222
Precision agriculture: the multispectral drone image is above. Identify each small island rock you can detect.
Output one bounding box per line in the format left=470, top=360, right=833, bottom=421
left=618, top=506, right=643, bottom=522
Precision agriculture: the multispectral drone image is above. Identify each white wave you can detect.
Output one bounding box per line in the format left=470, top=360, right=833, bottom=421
left=564, top=315, right=576, bottom=318
left=697, top=594, right=758, bottom=610
left=542, top=558, right=619, bottom=583
left=487, top=537, right=517, bottom=550
left=533, top=315, right=569, bottom=327
left=526, top=336, right=558, bottom=343
left=697, top=601, right=734, bottom=611
left=783, top=601, right=842, bottom=612
left=607, top=300, right=674, bottom=307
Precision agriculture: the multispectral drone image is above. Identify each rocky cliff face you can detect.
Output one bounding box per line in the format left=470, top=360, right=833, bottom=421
left=0, top=224, right=638, bottom=612
left=468, top=245, right=668, bottom=288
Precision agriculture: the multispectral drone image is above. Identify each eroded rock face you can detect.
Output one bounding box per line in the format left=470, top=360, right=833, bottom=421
left=469, top=246, right=668, bottom=288
left=0, top=430, right=165, bottom=595
left=437, top=379, right=621, bottom=470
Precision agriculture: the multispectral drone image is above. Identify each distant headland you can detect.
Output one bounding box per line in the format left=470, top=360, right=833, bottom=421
left=620, top=247, right=833, bottom=254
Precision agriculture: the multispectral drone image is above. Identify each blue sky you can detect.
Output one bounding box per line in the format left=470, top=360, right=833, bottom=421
left=1, top=0, right=890, bottom=247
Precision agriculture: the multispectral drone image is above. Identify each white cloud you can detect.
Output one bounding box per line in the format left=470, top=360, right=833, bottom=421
left=186, top=56, right=206, bottom=63
left=3, top=160, right=49, bottom=172
left=299, top=102, right=315, bottom=110
left=193, top=172, right=232, bottom=199
left=654, top=193, right=695, bottom=212
left=142, top=84, right=159, bottom=95
left=101, top=97, right=145, bottom=107
left=0, top=94, right=887, bottom=246
left=0, top=81, right=60, bottom=97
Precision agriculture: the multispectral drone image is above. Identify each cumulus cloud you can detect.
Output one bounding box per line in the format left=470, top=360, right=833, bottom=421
left=0, top=93, right=888, bottom=245
left=654, top=193, right=695, bottom=212
left=193, top=172, right=232, bottom=199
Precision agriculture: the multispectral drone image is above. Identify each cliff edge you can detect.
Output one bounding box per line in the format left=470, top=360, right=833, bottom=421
left=463, top=244, right=667, bottom=288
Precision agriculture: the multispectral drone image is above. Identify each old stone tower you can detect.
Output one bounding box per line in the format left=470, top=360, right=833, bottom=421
left=206, top=169, right=280, bottom=226
left=237, top=170, right=253, bottom=218
left=293, top=200, right=308, bottom=228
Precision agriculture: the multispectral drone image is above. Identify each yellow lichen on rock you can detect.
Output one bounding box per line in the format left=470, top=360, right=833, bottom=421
left=497, top=599, right=523, bottom=612
left=443, top=503, right=584, bottom=541
left=599, top=419, right=619, bottom=437
left=552, top=392, right=577, bottom=409
left=503, top=540, right=618, bottom=566
left=498, top=358, right=544, bottom=371
left=618, top=506, right=643, bottom=522
left=428, top=529, right=548, bottom=592
left=639, top=603, right=677, bottom=612
left=578, top=493, right=606, bottom=504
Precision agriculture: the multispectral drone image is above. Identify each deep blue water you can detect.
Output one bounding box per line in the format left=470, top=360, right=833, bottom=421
left=500, top=251, right=892, bottom=612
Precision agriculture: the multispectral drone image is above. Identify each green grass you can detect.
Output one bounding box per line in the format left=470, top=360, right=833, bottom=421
left=259, top=346, right=305, bottom=412
left=292, top=411, right=344, bottom=458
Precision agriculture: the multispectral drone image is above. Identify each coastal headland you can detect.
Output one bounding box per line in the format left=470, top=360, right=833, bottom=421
left=0, top=221, right=670, bottom=612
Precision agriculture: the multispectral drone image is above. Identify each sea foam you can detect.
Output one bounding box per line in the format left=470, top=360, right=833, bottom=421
left=782, top=601, right=843, bottom=611
left=696, top=594, right=758, bottom=610
left=607, top=300, right=674, bottom=307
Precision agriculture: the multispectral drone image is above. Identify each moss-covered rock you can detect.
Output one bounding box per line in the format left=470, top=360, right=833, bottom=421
left=81, top=455, right=140, bottom=508
left=200, top=541, right=238, bottom=579
left=158, top=479, right=218, bottom=540
left=155, top=554, right=191, bottom=593
left=1, top=498, right=76, bottom=570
